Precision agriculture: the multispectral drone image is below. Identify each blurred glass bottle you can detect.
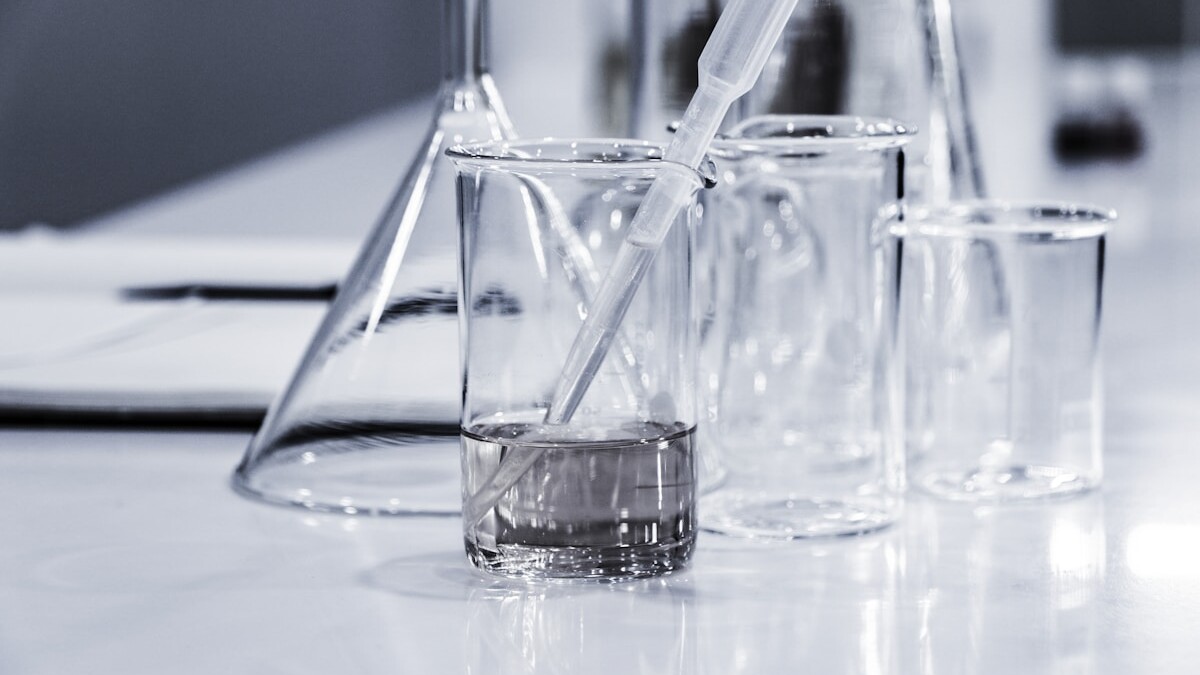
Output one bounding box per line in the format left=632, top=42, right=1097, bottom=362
left=630, top=0, right=985, bottom=201
left=488, top=1, right=633, bottom=138
left=233, top=0, right=515, bottom=515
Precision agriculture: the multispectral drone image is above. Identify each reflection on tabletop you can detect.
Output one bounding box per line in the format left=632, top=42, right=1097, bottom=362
left=388, top=498, right=1105, bottom=675
left=441, top=496, right=1109, bottom=675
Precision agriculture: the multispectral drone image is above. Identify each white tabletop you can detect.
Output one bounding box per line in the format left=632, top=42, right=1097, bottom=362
left=2, top=224, right=1198, bottom=674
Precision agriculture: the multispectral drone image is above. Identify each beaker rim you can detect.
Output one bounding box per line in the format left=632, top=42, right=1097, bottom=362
left=446, top=138, right=717, bottom=188
left=892, top=200, right=1116, bottom=239
left=711, top=115, right=915, bottom=156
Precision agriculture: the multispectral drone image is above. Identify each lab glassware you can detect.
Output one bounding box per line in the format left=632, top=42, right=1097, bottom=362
left=894, top=201, right=1112, bottom=502
left=700, top=115, right=911, bottom=539
left=233, top=0, right=514, bottom=515
left=630, top=0, right=983, bottom=202
left=543, top=0, right=798, bottom=428
left=448, top=139, right=713, bottom=579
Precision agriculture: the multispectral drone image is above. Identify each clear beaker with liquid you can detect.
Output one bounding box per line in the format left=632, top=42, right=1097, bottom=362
left=449, top=139, right=714, bottom=579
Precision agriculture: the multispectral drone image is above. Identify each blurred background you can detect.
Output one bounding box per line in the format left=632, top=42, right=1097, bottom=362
left=0, top=0, right=1193, bottom=423
left=0, top=0, right=447, bottom=230
left=0, top=0, right=1192, bottom=233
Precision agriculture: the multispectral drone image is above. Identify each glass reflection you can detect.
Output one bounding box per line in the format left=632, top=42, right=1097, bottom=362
left=903, top=496, right=1106, bottom=674
left=692, top=535, right=901, bottom=674
left=466, top=578, right=695, bottom=675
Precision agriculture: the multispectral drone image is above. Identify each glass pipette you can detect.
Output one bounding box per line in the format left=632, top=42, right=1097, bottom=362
left=544, top=0, right=800, bottom=425
left=462, top=0, right=800, bottom=526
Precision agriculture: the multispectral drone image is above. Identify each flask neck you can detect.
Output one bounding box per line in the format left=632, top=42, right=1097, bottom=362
left=443, top=0, right=489, bottom=85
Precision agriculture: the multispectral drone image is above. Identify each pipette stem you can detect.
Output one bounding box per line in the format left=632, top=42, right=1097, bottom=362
left=667, top=83, right=731, bottom=168
left=545, top=241, right=658, bottom=424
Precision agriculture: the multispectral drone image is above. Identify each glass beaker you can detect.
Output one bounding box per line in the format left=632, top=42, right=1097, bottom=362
left=629, top=0, right=983, bottom=202
left=699, top=115, right=911, bottom=538
left=448, top=139, right=713, bottom=579
left=232, top=0, right=514, bottom=515
left=894, top=201, right=1112, bottom=501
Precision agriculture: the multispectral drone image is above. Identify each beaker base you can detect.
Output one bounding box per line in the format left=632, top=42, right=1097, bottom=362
left=913, top=464, right=1098, bottom=503
left=465, top=536, right=695, bottom=581
left=700, top=493, right=895, bottom=539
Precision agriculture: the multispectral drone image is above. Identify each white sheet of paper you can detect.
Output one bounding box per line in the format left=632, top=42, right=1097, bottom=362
left=0, top=232, right=359, bottom=421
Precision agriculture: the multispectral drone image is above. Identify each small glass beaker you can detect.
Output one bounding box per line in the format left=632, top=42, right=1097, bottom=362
left=699, top=115, right=912, bottom=539
left=448, top=139, right=714, bottom=579
left=893, top=201, right=1113, bottom=502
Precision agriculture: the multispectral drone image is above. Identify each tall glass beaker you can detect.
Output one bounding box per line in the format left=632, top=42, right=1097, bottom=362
left=233, top=0, right=514, bottom=515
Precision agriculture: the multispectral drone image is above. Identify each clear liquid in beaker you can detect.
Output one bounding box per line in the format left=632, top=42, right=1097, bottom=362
left=462, top=420, right=696, bottom=579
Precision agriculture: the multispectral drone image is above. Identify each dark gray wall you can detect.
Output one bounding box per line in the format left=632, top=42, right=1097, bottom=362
left=0, top=0, right=441, bottom=230
left=1056, top=0, right=1185, bottom=51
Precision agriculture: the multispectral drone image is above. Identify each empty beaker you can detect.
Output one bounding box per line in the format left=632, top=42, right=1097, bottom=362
left=699, top=115, right=911, bottom=538
left=449, top=139, right=714, bottom=579
left=894, top=201, right=1113, bottom=502
left=233, top=0, right=514, bottom=515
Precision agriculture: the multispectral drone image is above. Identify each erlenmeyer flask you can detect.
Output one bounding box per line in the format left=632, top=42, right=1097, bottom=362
left=233, top=0, right=514, bottom=515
